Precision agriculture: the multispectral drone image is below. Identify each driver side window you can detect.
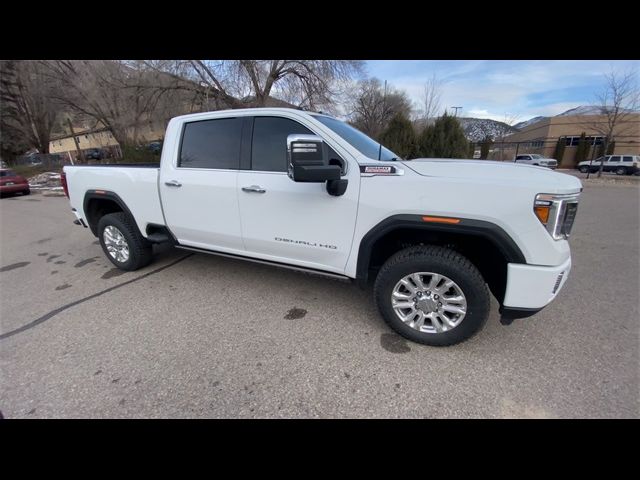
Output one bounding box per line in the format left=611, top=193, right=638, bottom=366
left=251, top=116, right=345, bottom=174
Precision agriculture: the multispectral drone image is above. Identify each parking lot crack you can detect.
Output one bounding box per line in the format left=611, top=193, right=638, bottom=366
left=0, top=254, right=193, bottom=341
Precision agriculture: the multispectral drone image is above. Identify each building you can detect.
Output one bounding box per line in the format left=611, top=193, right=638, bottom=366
left=49, top=127, right=121, bottom=160
left=498, top=113, right=640, bottom=167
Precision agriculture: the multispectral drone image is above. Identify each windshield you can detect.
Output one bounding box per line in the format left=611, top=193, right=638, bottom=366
left=311, top=114, right=400, bottom=161
left=0, top=170, right=16, bottom=177
left=531, top=154, right=543, bottom=159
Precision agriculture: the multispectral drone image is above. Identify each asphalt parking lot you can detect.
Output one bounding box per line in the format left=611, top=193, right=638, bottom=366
left=1, top=184, right=638, bottom=418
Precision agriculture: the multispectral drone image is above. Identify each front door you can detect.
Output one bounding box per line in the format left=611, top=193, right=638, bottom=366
left=237, top=115, right=359, bottom=274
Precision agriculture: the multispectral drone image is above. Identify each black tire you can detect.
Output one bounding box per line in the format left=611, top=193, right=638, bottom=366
left=579, top=166, right=589, bottom=173
left=97, top=212, right=153, bottom=271
left=374, top=245, right=490, bottom=346
left=615, top=167, right=626, bottom=176
left=22, top=189, right=30, bottom=195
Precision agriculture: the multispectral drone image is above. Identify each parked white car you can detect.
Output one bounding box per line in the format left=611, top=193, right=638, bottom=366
left=62, top=108, right=582, bottom=346
left=514, top=154, right=558, bottom=169
left=577, top=155, right=640, bottom=175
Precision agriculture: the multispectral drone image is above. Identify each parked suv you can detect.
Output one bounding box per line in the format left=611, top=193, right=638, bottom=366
left=577, top=155, right=640, bottom=175
left=514, top=154, right=558, bottom=169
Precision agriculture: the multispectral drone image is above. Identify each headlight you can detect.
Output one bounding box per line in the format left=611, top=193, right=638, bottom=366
left=534, top=193, right=580, bottom=240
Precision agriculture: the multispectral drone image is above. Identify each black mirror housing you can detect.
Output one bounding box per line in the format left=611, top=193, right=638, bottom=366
left=287, top=133, right=348, bottom=196
left=293, top=164, right=341, bottom=182
left=287, top=134, right=340, bottom=183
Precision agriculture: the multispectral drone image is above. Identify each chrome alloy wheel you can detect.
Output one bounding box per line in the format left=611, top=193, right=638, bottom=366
left=391, top=272, right=467, bottom=334
left=103, top=225, right=130, bottom=263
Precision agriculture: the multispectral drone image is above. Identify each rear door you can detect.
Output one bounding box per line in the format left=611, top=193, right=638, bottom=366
left=159, top=116, right=245, bottom=252
left=605, top=156, right=620, bottom=171
left=237, top=115, right=359, bottom=274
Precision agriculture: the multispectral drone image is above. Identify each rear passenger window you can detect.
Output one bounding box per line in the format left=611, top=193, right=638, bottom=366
left=251, top=117, right=313, bottom=172
left=622, top=156, right=633, bottom=162
left=179, top=118, right=242, bottom=169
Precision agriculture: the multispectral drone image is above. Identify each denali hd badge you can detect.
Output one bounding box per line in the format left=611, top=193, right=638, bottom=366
left=275, top=237, right=337, bottom=249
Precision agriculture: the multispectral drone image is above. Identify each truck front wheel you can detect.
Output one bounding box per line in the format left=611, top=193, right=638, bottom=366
left=97, top=212, right=153, bottom=271
left=374, top=245, right=490, bottom=346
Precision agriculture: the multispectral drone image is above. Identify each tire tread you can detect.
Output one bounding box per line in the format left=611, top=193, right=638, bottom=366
left=98, top=212, right=152, bottom=271
left=373, top=245, right=490, bottom=346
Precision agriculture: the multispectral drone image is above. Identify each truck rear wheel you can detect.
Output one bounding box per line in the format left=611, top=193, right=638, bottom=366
left=615, top=167, right=627, bottom=175
left=374, top=245, right=490, bottom=346
left=97, top=212, right=153, bottom=271
left=579, top=166, right=589, bottom=173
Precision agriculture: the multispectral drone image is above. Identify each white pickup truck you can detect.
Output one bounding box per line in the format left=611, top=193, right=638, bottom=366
left=62, top=108, right=582, bottom=346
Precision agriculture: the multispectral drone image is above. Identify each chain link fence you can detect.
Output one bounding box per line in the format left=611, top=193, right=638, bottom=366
left=12, top=153, right=71, bottom=169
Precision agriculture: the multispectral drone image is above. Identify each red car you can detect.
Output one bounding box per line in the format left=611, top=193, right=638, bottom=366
left=0, top=169, right=30, bottom=197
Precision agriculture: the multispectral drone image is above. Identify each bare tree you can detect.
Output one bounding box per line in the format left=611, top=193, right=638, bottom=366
left=0, top=60, right=61, bottom=154
left=39, top=60, right=363, bottom=161
left=143, top=60, right=363, bottom=112
left=421, top=73, right=443, bottom=125
left=494, top=113, right=519, bottom=161
left=587, top=69, right=639, bottom=177
left=44, top=60, right=188, bottom=152
left=345, top=78, right=413, bottom=139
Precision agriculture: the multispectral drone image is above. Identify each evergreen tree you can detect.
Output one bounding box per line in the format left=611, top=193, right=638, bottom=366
left=417, top=112, right=469, bottom=158
left=553, top=137, right=566, bottom=166
left=480, top=135, right=493, bottom=160
left=378, top=112, right=417, bottom=159
left=574, top=132, right=589, bottom=164
left=467, top=141, right=476, bottom=159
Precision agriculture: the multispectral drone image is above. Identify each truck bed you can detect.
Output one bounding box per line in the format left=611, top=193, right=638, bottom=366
left=64, top=164, right=165, bottom=237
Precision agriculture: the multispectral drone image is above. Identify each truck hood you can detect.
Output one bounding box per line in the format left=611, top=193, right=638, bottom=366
left=400, top=158, right=582, bottom=194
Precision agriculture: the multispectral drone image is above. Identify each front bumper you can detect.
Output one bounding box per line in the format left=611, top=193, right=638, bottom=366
left=503, top=256, right=572, bottom=310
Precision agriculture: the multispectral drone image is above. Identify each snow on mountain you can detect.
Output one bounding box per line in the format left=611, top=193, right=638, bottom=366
left=556, top=105, right=603, bottom=116
left=513, top=116, right=547, bottom=130
left=457, top=117, right=518, bottom=142
left=512, top=105, right=639, bottom=130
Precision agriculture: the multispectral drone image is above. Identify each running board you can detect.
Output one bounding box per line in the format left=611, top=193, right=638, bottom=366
left=175, top=245, right=352, bottom=282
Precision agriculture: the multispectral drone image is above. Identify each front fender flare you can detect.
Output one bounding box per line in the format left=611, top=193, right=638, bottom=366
left=355, top=214, right=527, bottom=286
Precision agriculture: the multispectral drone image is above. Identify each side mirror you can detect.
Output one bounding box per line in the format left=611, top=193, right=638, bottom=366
left=287, top=134, right=341, bottom=183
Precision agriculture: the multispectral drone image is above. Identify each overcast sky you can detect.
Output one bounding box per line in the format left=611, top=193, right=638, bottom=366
left=365, top=60, right=639, bottom=123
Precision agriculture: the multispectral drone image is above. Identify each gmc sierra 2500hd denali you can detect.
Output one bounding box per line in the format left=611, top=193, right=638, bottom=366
left=62, top=108, right=582, bottom=346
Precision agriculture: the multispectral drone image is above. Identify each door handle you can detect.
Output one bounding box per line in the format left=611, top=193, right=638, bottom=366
left=242, top=185, right=266, bottom=193
left=165, top=180, right=182, bottom=187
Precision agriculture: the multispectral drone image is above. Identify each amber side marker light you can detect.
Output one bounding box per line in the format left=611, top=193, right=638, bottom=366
left=534, top=204, right=551, bottom=224
left=422, top=216, right=461, bottom=224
